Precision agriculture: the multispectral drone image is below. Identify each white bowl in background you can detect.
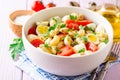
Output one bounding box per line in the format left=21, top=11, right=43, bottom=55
left=22, top=7, right=113, bottom=76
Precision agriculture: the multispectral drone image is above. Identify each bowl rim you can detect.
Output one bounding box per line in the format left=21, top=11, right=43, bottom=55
left=22, top=7, right=113, bottom=59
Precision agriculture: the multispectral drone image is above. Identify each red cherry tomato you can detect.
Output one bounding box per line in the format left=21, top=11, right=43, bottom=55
left=57, top=46, right=75, bottom=56
left=66, top=19, right=75, bottom=24
left=30, top=39, right=44, bottom=47
left=77, top=20, right=91, bottom=26
left=67, top=22, right=79, bottom=30
left=66, top=20, right=79, bottom=30
left=46, top=3, right=56, bottom=8
left=66, top=19, right=92, bottom=30
left=28, top=25, right=37, bottom=35
left=86, top=42, right=98, bottom=52
left=31, top=0, right=45, bottom=12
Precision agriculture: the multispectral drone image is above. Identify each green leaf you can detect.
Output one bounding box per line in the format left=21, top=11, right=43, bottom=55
left=43, top=32, right=49, bottom=38
left=79, top=25, right=85, bottom=30
left=9, top=38, right=25, bottom=60
left=60, top=23, right=66, bottom=28
left=52, top=17, right=57, bottom=22
left=55, top=47, right=61, bottom=53
left=93, top=32, right=96, bottom=35
left=78, top=48, right=85, bottom=53
left=103, top=39, right=108, bottom=44
left=44, top=43, right=49, bottom=47
left=88, top=26, right=94, bottom=31
left=70, top=14, right=77, bottom=20
left=74, top=33, right=79, bottom=38
left=81, top=36, right=88, bottom=42
left=48, top=23, right=58, bottom=32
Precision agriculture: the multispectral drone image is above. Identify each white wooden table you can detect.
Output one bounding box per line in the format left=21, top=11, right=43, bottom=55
left=0, top=0, right=120, bottom=80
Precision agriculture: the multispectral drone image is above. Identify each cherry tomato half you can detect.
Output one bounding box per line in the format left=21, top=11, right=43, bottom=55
left=66, top=20, right=79, bottom=30
left=30, top=39, right=44, bottom=47
left=77, top=20, right=91, bottom=26
left=57, top=46, right=75, bottom=56
left=86, top=42, right=98, bottom=52
left=28, top=25, right=37, bottom=35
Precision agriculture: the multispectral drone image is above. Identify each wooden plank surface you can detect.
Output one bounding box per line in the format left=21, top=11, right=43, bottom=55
left=22, top=72, right=34, bottom=80
left=0, top=0, right=27, bottom=80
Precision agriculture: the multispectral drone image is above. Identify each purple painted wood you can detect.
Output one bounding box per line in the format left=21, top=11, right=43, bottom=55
left=104, top=63, right=120, bottom=80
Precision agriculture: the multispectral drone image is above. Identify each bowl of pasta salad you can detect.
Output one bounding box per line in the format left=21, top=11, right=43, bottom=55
left=22, top=7, right=113, bottom=76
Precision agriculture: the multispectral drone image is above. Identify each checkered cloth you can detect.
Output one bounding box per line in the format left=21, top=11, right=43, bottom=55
left=14, top=51, right=120, bottom=80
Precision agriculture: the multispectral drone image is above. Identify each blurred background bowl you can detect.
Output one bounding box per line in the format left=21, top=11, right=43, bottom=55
left=9, top=10, right=34, bottom=37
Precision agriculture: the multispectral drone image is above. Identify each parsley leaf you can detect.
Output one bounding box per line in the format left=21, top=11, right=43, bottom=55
left=79, top=25, right=85, bottom=30
left=43, top=32, right=49, bottom=38
left=93, top=32, right=96, bottom=35
left=48, top=23, right=58, bottom=32
left=70, top=14, right=77, bottom=20
left=44, top=43, right=50, bottom=48
left=78, top=48, right=85, bottom=53
left=55, top=47, right=61, bottom=53
left=60, top=23, right=66, bottom=28
left=88, top=26, right=94, bottom=31
left=74, top=33, right=79, bottom=38
left=103, top=39, right=108, bottom=44
left=9, top=38, right=25, bottom=60
left=81, top=36, right=88, bottom=42
left=52, top=17, right=57, bottom=22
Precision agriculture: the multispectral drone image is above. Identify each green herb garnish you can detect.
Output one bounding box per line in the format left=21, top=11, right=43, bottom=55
left=70, top=14, right=77, bottom=20
left=79, top=25, right=85, bottom=30
left=52, top=17, right=57, bottom=22
left=81, top=36, right=88, bottom=42
left=78, top=48, right=85, bottom=53
left=74, top=33, right=79, bottom=38
left=88, top=26, right=94, bottom=31
left=60, top=23, right=66, bottom=28
left=9, top=38, right=25, bottom=60
left=44, top=43, right=49, bottom=47
left=43, top=32, right=49, bottom=38
left=103, top=39, right=108, bottom=44
left=48, top=23, right=58, bottom=32
left=68, top=28, right=71, bottom=31
left=55, top=47, right=61, bottom=53
left=93, top=32, right=97, bottom=35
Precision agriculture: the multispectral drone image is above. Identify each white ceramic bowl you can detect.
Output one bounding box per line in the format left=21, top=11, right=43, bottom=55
left=22, top=7, right=113, bottom=76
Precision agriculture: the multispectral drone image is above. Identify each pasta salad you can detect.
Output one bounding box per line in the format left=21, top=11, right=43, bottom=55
left=27, top=13, right=108, bottom=57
